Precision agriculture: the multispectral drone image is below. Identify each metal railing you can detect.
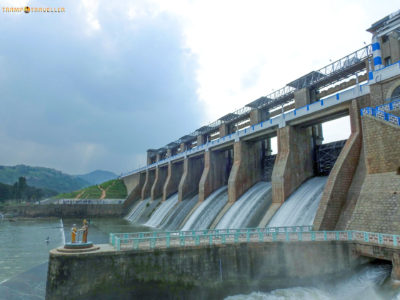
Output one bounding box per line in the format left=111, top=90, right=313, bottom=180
left=361, top=104, right=400, bottom=127
left=376, top=97, right=400, bottom=112
left=109, top=226, right=400, bottom=251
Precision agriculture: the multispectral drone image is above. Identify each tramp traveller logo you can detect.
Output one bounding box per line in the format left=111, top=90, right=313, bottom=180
left=2, top=6, right=65, bottom=14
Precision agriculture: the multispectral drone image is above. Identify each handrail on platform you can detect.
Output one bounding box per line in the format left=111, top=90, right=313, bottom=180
left=109, top=226, right=400, bottom=251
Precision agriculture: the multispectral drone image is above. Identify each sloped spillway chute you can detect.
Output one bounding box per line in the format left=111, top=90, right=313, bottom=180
left=161, top=194, right=199, bottom=230
left=268, top=176, right=328, bottom=227
left=144, top=194, right=179, bottom=228
left=216, top=181, right=272, bottom=229
left=181, top=186, right=228, bottom=231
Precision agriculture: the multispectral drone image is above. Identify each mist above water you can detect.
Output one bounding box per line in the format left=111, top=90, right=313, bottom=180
left=225, top=264, right=399, bottom=300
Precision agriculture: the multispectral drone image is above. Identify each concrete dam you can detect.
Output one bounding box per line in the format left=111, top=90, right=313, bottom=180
left=46, top=11, right=400, bottom=300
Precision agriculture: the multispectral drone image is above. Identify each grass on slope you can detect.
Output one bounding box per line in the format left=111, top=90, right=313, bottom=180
left=56, top=179, right=127, bottom=199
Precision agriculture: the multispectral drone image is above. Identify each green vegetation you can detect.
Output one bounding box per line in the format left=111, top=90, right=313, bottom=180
left=0, top=177, right=58, bottom=203
left=103, top=180, right=127, bottom=198
left=56, top=179, right=127, bottom=199
left=0, top=165, right=90, bottom=193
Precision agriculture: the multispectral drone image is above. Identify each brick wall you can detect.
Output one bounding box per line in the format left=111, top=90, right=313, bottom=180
left=314, top=100, right=362, bottom=230
left=347, top=172, right=400, bottom=233
left=343, top=114, right=400, bottom=233
left=362, top=115, right=400, bottom=174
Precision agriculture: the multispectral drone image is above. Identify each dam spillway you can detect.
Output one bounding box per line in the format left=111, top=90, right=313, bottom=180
left=144, top=194, right=178, bottom=228
left=161, top=194, right=198, bottom=230
left=216, top=182, right=272, bottom=229
left=268, top=176, right=328, bottom=227
left=181, top=186, right=228, bottom=230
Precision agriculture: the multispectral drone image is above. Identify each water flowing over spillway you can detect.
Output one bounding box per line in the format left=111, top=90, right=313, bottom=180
left=225, top=264, right=394, bottom=300
left=125, top=198, right=150, bottom=223
left=268, top=176, right=327, bottom=227
left=161, top=195, right=199, bottom=230
left=181, top=186, right=228, bottom=230
left=144, top=194, right=179, bottom=228
left=216, top=182, right=272, bottom=229
left=137, top=198, right=161, bottom=224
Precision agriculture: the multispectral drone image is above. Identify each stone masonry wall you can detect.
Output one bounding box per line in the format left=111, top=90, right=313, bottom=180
left=314, top=100, right=362, bottom=230
left=344, top=114, right=400, bottom=234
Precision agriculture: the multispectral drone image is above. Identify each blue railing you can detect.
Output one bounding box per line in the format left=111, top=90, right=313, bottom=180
left=361, top=105, right=400, bottom=127
left=109, top=227, right=400, bottom=251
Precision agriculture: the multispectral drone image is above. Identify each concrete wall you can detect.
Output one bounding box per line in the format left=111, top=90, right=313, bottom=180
left=369, top=77, right=400, bottom=106
left=314, top=100, right=362, bottom=230
left=5, top=204, right=124, bottom=218
left=271, top=125, right=314, bottom=204
left=163, top=162, right=183, bottom=201
left=141, top=170, right=155, bottom=200
left=228, top=141, right=262, bottom=203
left=199, top=150, right=229, bottom=202
left=178, top=157, right=204, bottom=201
left=122, top=172, right=145, bottom=210
left=150, top=166, right=167, bottom=200
left=46, top=241, right=365, bottom=300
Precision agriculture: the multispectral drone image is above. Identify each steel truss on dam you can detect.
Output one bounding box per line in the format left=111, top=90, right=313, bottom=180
left=124, top=60, right=400, bottom=176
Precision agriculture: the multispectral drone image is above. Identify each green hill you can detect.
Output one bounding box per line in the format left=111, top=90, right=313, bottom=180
left=0, top=165, right=90, bottom=193
left=56, top=179, right=127, bottom=199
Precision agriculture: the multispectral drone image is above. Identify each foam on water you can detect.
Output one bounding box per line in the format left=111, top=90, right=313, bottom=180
left=268, top=177, right=327, bottom=227
left=216, top=182, right=272, bottom=229
left=181, top=186, right=228, bottom=230
left=161, top=194, right=199, bottom=230
left=144, top=194, right=179, bottom=228
left=225, top=264, right=396, bottom=300
left=59, top=218, right=65, bottom=246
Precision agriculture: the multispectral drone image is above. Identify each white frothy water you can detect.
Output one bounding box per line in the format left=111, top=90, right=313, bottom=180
left=161, top=194, right=199, bottom=230
left=59, top=218, right=65, bottom=246
left=125, top=198, right=150, bottom=223
left=217, top=182, right=272, bottom=229
left=181, top=186, right=228, bottom=230
left=268, top=177, right=327, bottom=227
left=144, top=194, right=179, bottom=228
left=225, top=264, right=394, bottom=300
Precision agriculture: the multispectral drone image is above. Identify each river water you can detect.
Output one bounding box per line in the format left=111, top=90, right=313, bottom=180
left=0, top=217, right=152, bottom=300
left=1, top=218, right=399, bottom=300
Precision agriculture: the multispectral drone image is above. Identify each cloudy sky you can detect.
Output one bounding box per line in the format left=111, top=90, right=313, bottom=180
left=0, top=0, right=398, bottom=175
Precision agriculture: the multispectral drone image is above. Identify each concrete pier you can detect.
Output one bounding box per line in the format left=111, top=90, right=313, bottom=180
left=163, top=161, right=183, bottom=201
left=150, top=166, right=167, bottom=200
left=271, top=125, right=314, bottom=204
left=199, top=150, right=229, bottom=202
left=141, top=169, right=155, bottom=200
left=178, top=156, right=204, bottom=201
left=228, top=140, right=262, bottom=202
